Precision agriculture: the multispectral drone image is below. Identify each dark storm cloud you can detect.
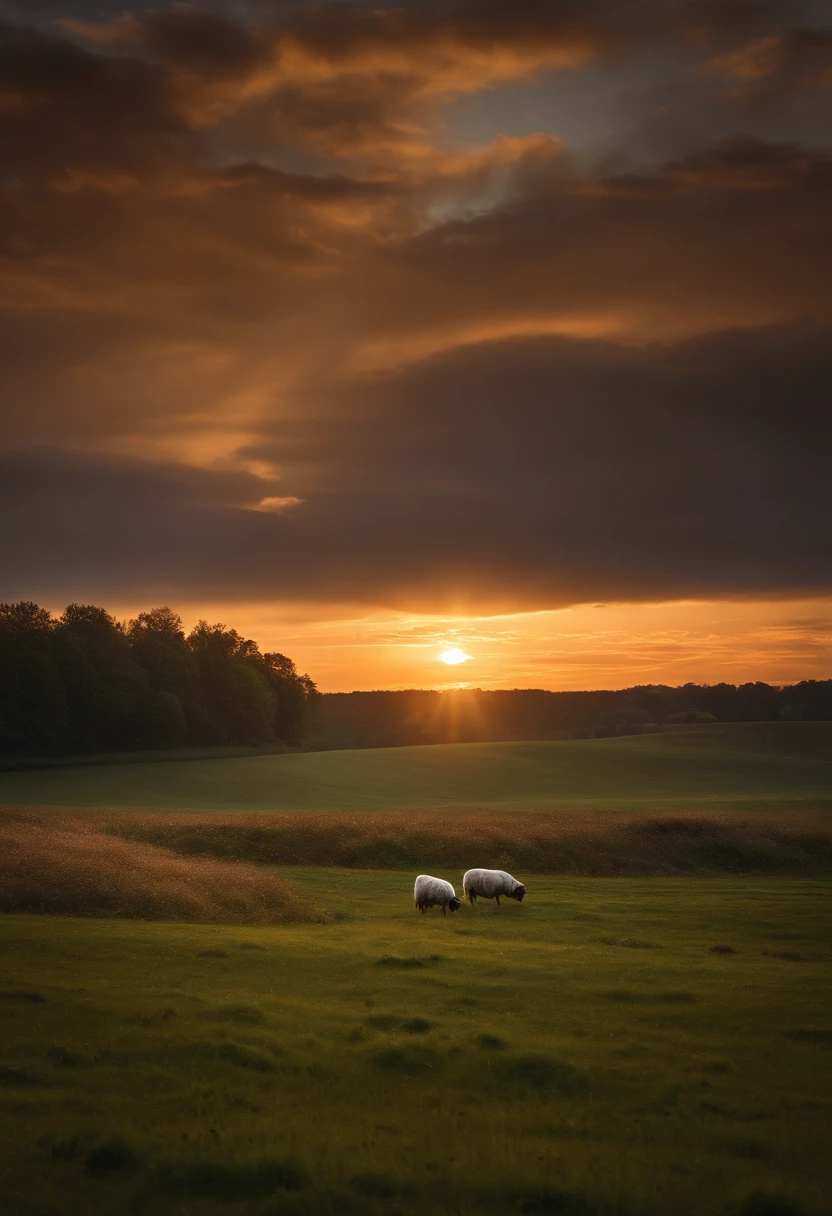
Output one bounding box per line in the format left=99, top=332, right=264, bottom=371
left=0, top=0, right=830, bottom=613
left=49, top=0, right=816, bottom=164
left=347, top=137, right=832, bottom=357
left=2, top=128, right=829, bottom=450
left=699, top=27, right=832, bottom=107
left=2, top=325, right=830, bottom=611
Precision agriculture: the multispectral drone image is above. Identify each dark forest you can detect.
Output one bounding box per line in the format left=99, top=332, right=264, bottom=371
left=0, top=602, right=316, bottom=759
left=3, top=600, right=831, bottom=761
left=311, top=682, right=832, bottom=749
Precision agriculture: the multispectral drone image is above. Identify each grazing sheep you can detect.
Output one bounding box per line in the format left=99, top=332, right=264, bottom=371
left=462, top=869, right=525, bottom=906
left=414, top=875, right=462, bottom=916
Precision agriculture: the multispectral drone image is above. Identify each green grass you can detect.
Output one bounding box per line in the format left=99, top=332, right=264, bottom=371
left=1, top=722, right=830, bottom=813
left=0, top=874, right=830, bottom=1215
left=0, top=745, right=291, bottom=774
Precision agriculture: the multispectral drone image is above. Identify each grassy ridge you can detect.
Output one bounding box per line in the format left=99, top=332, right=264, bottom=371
left=0, top=808, right=325, bottom=924
left=0, top=722, right=830, bottom=812
left=105, top=808, right=832, bottom=876
left=0, top=874, right=829, bottom=1216
left=3, top=804, right=830, bottom=931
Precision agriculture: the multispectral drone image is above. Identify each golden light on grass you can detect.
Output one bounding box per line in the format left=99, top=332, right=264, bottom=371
left=439, top=647, right=472, bottom=665
left=107, top=808, right=832, bottom=877
left=0, top=808, right=327, bottom=924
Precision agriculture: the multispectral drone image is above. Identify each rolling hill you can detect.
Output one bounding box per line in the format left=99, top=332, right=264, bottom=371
left=0, top=722, right=830, bottom=813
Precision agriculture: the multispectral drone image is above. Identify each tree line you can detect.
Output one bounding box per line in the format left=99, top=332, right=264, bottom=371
left=310, top=682, right=832, bottom=749
left=0, top=602, right=317, bottom=758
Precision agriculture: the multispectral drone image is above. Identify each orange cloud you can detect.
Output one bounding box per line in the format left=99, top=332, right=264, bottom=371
left=697, top=29, right=832, bottom=105
left=149, top=598, right=832, bottom=693
left=1, top=1, right=830, bottom=650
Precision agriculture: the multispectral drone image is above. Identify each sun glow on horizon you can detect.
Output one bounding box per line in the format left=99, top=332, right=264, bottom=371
left=128, top=596, right=832, bottom=693
left=439, top=646, right=473, bottom=665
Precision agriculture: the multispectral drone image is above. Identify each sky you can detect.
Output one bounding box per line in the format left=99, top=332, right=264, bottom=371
left=1, top=0, right=830, bottom=691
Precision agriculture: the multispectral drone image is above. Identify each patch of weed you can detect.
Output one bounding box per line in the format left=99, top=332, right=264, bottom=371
left=197, top=948, right=228, bottom=958
left=133, top=1007, right=180, bottom=1026
left=765, top=951, right=825, bottom=962
left=191, top=1041, right=277, bottom=1071
left=710, top=944, right=737, bottom=954
left=500, top=1182, right=590, bottom=1213
left=495, top=1055, right=590, bottom=1097
left=47, top=1045, right=95, bottom=1068
left=365, top=1015, right=400, bottom=1031
left=738, top=1194, right=810, bottom=1216
left=158, top=1157, right=305, bottom=1199
left=365, top=1013, right=432, bottom=1034
left=724, top=1139, right=772, bottom=1160
left=197, top=1004, right=267, bottom=1026
left=350, top=1170, right=416, bottom=1199
left=0, top=1064, right=38, bottom=1085
left=402, top=1017, right=432, bottom=1034
left=85, top=1139, right=137, bottom=1177
left=690, top=1059, right=732, bottom=1074
left=783, top=1028, right=832, bottom=1045
left=600, top=937, right=661, bottom=949
left=40, top=1136, right=81, bottom=1162
left=372, top=1046, right=440, bottom=1075
left=377, top=954, right=441, bottom=968
left=654, top=1082, right=688, bottom=1111
left=541, top=1122, right=590, bottom=1140
left=477, top=1033, right=509, bottom=1050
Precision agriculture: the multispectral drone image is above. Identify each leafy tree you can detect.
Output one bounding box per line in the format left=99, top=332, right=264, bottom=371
left=127, top=607, right=212, bottom=744
left=0, top=602, right=68, bottom=755
left=260, top=652, right=319, bottom=745
left=0, top=600, right=316, bottom=758
left=127, top=688, right=187, bottom=750
left=55, top=604, right=186, bottom=752
left=186, top=621, right=274, bottom=745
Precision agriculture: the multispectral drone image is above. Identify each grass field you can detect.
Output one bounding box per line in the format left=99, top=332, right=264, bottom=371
left=1, top=722, right=829, bottom=1213
left=1, top=722, right=831, bottom=813
left=1, top=873, right=830, bottom=1216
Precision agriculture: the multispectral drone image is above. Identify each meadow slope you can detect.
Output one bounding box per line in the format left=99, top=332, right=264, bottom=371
left=0, top=722, right=830, bottom=813
left=0, top=874, right=829, bottom=1216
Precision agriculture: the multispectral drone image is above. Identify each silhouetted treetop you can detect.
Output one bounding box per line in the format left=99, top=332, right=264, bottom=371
left=0, top=602, right=317, bottom=758
left=310, top=682, right=832, bottom=749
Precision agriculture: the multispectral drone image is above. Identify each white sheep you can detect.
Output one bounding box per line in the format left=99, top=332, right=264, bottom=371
left=414, top=874, right=462, bottom=916
left=462, top=868, right=526, bottom=906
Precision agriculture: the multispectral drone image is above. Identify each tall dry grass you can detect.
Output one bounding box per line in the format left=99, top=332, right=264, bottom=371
left=0, top=808, right=326, bottom=923
left=99, top=808, right=832, bottom=877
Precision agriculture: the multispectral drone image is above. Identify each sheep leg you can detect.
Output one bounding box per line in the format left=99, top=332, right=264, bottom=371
left=495, top=894, right=501, bottom=906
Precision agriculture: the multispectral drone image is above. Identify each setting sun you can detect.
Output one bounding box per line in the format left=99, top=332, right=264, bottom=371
left=439, top=647, right=472, bottom=665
